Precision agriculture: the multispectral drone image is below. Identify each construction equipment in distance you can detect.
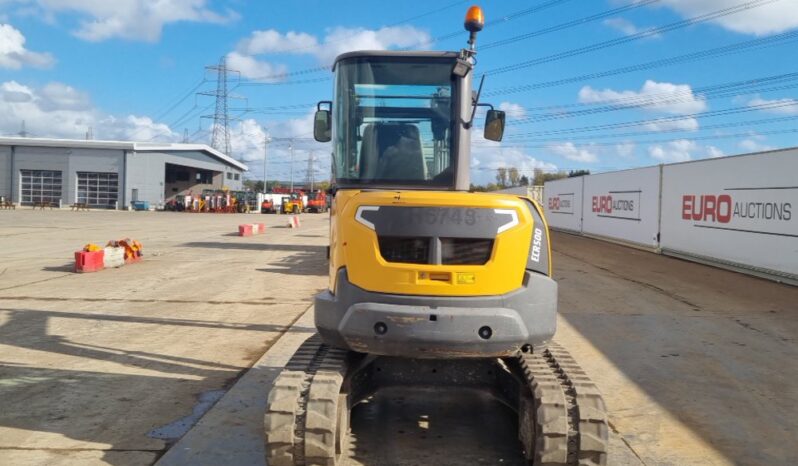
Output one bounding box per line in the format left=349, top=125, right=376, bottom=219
left=261, top=197, right=277, bottom=213
left=264, top=6, right=609, bottom=466
left=281, top=192, right=305, bottom=214
left=305, top=190, right=328, bottom=213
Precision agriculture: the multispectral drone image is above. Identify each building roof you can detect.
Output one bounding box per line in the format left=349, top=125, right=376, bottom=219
left=0, top=137, right=248, bottom=171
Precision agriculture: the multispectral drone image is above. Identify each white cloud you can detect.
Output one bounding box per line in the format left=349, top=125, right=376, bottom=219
left=38, top=82, right=92, bottom=111
left=603, top=17, right=660, bottom=37
left=738, top=137, right=773, bottom=153
left=226, top=112, right=333, bottom=181
left=615, top=142, right=636, bottom=158
left=657, top=0, right=798, bottom=36
left=7, top=0, right=237, bottom=42
left=316, top=26, right=430, bottom=63
left=604, top=17, right=640, bottom=35
left=234, top=25, right=432, bottom=64
left=498, top=102, right=526, bottom=119
left=644, top=117, right=699, bottom=132
left=579, top=80, right=706, bottom=115
left=0, top=80, right=177, bottom=141
left=547, top=142, right=599, bottom=163
left=238, top=30, right=318, bottom=55
left=0, top=23, right=54, bottom=69
left=648, top=139, right=695, bottom=162
left=225, top=51, right=287, bottom=81
left=469, top=129, right=557, bottom=185
left=747, top=96, right=798, bottom=115
left=706, top=145, right=725, bottom=158
left=99, top=114, right=176, bottom=141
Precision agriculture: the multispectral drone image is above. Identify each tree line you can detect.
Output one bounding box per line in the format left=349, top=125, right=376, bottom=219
left=469, top=168, right=590, bottom=192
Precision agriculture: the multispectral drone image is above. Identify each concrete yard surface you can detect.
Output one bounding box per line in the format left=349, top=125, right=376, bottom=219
left=0, top=209, right=329, bottom=465
left=552, top=232, right=798, bottom=466
left=161, top=225, right=797, bottom=466
left=1, top=211, right=797, bottom=466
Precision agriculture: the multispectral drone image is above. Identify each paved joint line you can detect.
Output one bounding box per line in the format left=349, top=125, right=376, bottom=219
left=0, top=274, right=74, bottom=292
left=0, top=296, right=311, bottom=306
left=607, top=420, right=648, bottom=466
left=0, top=447, right=165, bottom=452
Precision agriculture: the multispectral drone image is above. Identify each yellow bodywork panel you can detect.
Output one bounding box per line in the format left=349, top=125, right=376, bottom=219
left=328, top=190, right=549, bottom=297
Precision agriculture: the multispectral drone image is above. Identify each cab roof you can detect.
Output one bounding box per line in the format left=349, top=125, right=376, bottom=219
left=332, top=50, right=459, bottom=70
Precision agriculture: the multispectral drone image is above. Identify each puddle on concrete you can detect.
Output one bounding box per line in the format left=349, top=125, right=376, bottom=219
left=148, top=389, right=226, bottom=441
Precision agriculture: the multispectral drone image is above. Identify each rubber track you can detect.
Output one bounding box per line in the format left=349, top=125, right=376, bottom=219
left=266, top=335, right=607, bottom=466
left=518, top=344, right=609, bottom=466
left=264, top=335, right=349, bottom=466
left=545, top=343, right=609, bottom=466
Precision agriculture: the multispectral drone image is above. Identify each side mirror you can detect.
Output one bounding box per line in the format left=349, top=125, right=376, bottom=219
left=314, top=110, right=332, bottom=142
left=484, top=109, right=505, bottom=142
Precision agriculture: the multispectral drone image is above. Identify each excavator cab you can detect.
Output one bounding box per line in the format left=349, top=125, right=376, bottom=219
left=314, top=51, right=504, bottom=190
left=311, top=46, right=558, bottom=358
left=265, top=7, right=608, bottom=466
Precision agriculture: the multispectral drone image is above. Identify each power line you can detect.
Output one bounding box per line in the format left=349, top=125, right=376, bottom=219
left=476, top=128, right=798, bottom=150
left=483, top=0, right=778, bottom=76
left=506, top=99, right=798, bottom=136
left=480, top=0, right=661, bottom=50
left=505, top=114, right=798, bottom=143
left=126, top=76, right=207, bottom=141
left=483, top=29, right=798, bottom=97
left=234, top=0, right=474, bottom=82
left=506, top=74, right=798, bottom=125
left=154, top=78, right=207, bottom=122
left=238, top=76, right=332, bottom=86
left=258, top=0, right=470, bottom=56
left=504, top=71, right=798, bottom=115
left=235, top=0, right=578, bottom=83
left=424, top=0, right=578, bottom=45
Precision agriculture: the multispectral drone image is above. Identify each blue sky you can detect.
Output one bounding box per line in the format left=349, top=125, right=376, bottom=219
left=1, top=0, right=797, bottom=184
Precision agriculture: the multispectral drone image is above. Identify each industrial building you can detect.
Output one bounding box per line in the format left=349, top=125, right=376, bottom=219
left=0, top=137, right=247, bottom=209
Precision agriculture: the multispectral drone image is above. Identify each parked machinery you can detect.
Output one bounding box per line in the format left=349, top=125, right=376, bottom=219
left=305, top=190, right=328, bottom=213
left=261, top=196, right=277, bottom=214
left=281, top=192, right=305, bottom=214
left=263, top=6, right=609, bottom=466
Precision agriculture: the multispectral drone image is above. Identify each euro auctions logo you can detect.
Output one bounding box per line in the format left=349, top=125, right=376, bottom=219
left=681, top=189, right=795, bottom=238
left=547, top=193, right=574, bottom=214
left=591, top=190, right=641, bottom=221
left=682, top=194, right=792, bottom=223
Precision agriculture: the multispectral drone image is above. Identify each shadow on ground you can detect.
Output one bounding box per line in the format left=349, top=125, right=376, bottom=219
left=41, top=264, right=75, bottom=273
left=0, top=307, right=297, bottom=465
left=257, top=250, right=327, bottom=276
left=551, top=231, right=798, bottom=465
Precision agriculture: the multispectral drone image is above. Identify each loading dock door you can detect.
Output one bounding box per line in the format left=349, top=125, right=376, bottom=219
left=20, top=169, right=62, bottom=206
left=76, top=172, right=119, bottom=208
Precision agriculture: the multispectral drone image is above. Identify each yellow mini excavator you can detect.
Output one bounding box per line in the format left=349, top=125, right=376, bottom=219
left=264, top=6, right=609, bottom=465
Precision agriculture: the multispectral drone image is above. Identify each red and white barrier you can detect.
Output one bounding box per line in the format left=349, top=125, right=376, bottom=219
left=75, top=250, right=104, bottom=273
left=239, top=223, right=266, bottom=236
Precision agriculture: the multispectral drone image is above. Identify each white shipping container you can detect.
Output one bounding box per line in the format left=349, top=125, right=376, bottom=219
left=660, top=149, right=798, bottom=280
left=582, top=166, right=661, bottom=248
left=543, top=177, right=584, bottom=232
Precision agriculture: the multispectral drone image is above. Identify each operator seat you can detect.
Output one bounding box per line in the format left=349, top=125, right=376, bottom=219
left=360, top=124, right=426, bottom=181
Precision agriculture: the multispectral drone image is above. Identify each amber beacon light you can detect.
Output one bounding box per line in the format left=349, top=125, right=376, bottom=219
left=464, top=6, right=484, bottom=50
left=464, top=6, right=484, bottom=32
